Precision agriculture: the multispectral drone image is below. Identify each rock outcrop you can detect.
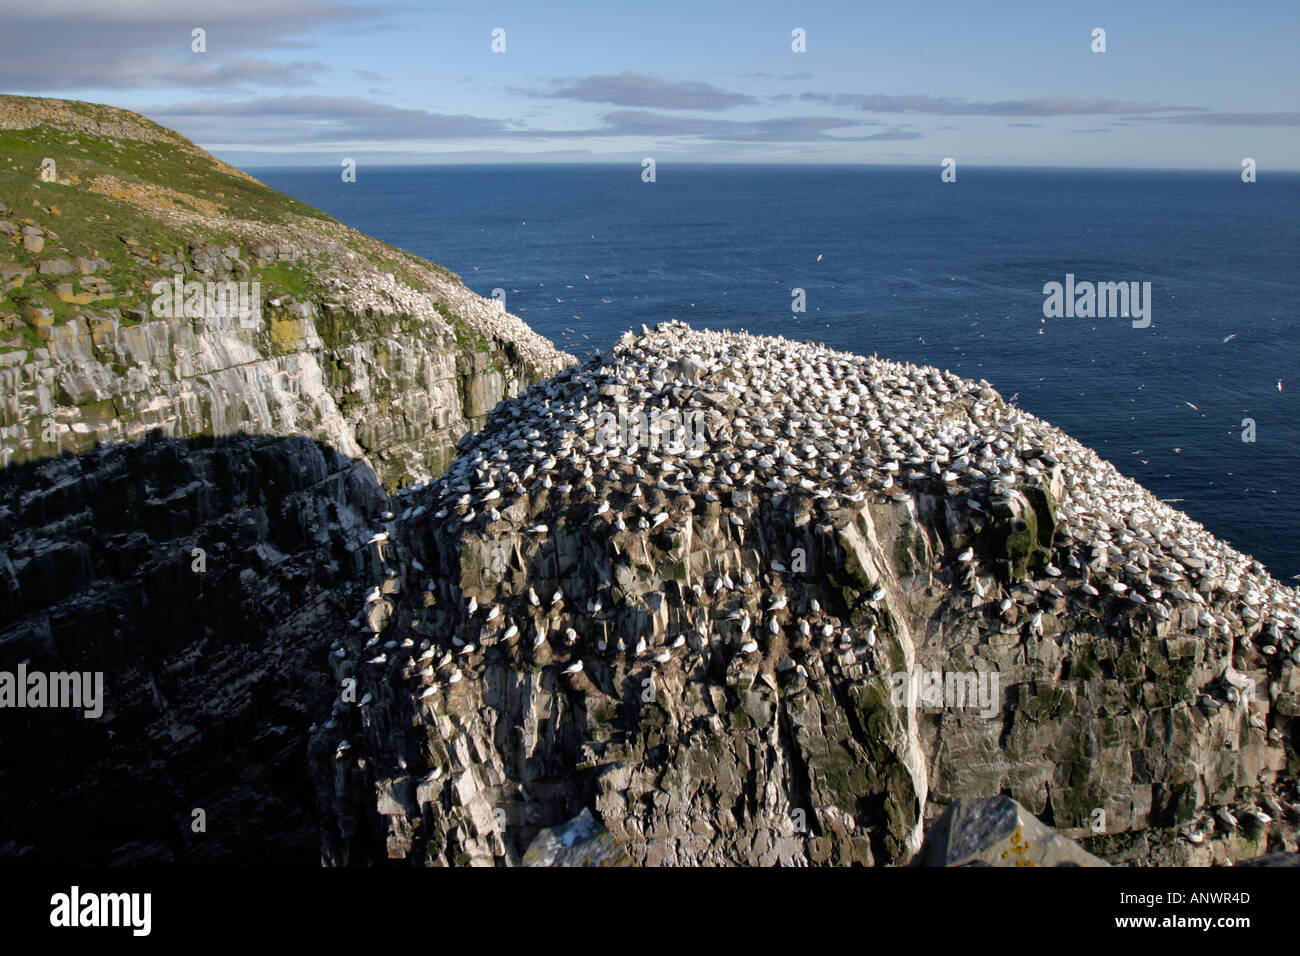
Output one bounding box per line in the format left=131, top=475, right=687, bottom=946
left=0, top=95, right=568, bottom=863
left=0, top=431, right=386, bottom=863
left=919, top=795, right=1108, bottom=866
left=0, top=94, right=572, bottom=490
left=521, top=807, right=632, bottom=866
left=3, top=95, right=1298, bottom=867
left=325, top=322, right=1300, bottom=867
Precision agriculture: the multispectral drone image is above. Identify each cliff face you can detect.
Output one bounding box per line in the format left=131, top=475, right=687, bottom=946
left=0, top=96, right=569, bottom=863
left=0, top=432, right=386, bottom=863
left=326, top=323, right=1300, bottom=867
left=0, top=95, right=573, bottom=490
left=3, top=97, right=1297, bottom=868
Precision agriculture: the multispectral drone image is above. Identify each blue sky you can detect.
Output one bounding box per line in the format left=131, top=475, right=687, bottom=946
left=1, top=0, right=1297, bottom=168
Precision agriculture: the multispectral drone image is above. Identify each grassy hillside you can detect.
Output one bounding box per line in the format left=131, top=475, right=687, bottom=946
left=0, top=94, right=569, bottom=486
left=0, top=94, right=469, bottom=335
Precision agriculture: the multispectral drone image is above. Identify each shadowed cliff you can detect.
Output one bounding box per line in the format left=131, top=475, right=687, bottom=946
left=0, top=431, right=385, bottom=864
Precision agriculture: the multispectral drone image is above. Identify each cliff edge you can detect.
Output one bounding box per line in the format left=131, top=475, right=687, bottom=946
left=329, top=322, right=1300, bottom=866
left=0, top=94, right=573, bottom=489
left=0, top=96, right=568, bottom=863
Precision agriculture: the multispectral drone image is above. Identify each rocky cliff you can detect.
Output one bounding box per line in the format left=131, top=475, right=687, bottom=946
left=0, top=95, right=572, bottom=489
left=0, top=96, right=568, bottom=863
left=0, top=432, right=386, bottom=862
left=325, top=322, right=1300, bottom=866
left=3, top=96, right=1298, bottom=867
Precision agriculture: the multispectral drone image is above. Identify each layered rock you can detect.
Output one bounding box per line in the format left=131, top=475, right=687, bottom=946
left=0, top=95, right=570, bottom=863
left=0, top=94, right=573, bottom=490
left=0, top=432, right=387, bottom=863
left=328, top=322, right=1300, bottom=866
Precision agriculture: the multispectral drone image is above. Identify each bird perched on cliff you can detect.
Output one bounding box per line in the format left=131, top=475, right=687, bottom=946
left=398, top=319, right=1300, bottom=794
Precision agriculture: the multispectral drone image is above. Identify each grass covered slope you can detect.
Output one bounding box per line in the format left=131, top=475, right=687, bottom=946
left=0, top=94, right=571, bottom=486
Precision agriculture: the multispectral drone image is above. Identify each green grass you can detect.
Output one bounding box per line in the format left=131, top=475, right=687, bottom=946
left=255, top=261, right=322, bottom=302
left=0, top=120, right=333, bottom=225
left=0, top=94, right=492, bottom=368
left=433, top=302, right=490, bottom=352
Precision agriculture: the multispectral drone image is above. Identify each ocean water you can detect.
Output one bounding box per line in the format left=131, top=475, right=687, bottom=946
left=252, top=164, right=1300, bottom=579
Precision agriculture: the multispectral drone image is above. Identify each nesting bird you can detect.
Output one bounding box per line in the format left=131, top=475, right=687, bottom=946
left=373, top=319, right=1300, bottom=806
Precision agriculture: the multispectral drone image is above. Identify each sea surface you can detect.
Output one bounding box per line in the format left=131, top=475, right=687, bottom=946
left=251, top=164, right=1300, bottom=579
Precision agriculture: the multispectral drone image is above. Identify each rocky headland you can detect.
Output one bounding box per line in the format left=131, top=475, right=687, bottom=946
left=0, top=93, right=570, bottom=488
left=0, top=95, right=568, bottom=862
left=1, top=97, right=1297, bottom=866
left=325, top=322, right=1300, bottom=866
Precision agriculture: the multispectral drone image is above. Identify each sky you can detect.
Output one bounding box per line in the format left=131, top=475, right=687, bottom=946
left=0, top=0, right=1297, bottom=169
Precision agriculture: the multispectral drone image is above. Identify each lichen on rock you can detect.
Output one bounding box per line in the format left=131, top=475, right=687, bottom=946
left=327, top=321, right=1300, bottom=866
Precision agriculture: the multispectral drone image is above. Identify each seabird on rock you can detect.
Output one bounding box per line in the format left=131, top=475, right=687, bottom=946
left=394, top=319, right=1300, bottom=780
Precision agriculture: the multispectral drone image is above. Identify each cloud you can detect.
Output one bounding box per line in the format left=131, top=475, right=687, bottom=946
left=793, top=93, right=1295, bottom=127
left=742, top=72, right=813, bottom=81
left=856, top=130, right=926, bottom=142
left=232, top=148, right=601, bottom=166
left=187, top=58, right=330, bottom=89
left=142, top=96, right=924, bottom=148
left=145, top=96, right=511, bottom=142
left=798, top=93, right=1206, bottom=116
left=1155, top=112, right=1300, bottom=126
left=1007, top=122, right=1042, bottom=128
left=573, top=110, right=921, bottom=142
left=0, top=0, right=375, bottom=91
left=514, top=71, right=759, bottom=110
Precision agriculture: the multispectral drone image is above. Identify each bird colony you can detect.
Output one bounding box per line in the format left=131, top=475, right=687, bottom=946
left=341, top=321, right=1300, bottom=701
left=328, top=322, right=1299, bottom=861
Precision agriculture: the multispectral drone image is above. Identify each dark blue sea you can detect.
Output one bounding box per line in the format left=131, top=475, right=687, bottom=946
left=251, top=164, right=1300, bottom=579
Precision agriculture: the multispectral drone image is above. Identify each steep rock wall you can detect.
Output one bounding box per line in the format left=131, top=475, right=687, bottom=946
left=326, top=324, right=1300, bottom=866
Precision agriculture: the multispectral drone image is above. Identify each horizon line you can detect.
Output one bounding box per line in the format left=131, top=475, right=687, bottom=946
left=234, top=158, right=1300, bottom=175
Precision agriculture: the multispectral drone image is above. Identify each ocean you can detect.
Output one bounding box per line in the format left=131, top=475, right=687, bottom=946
left=251, top=164, right=1300, bottom=579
